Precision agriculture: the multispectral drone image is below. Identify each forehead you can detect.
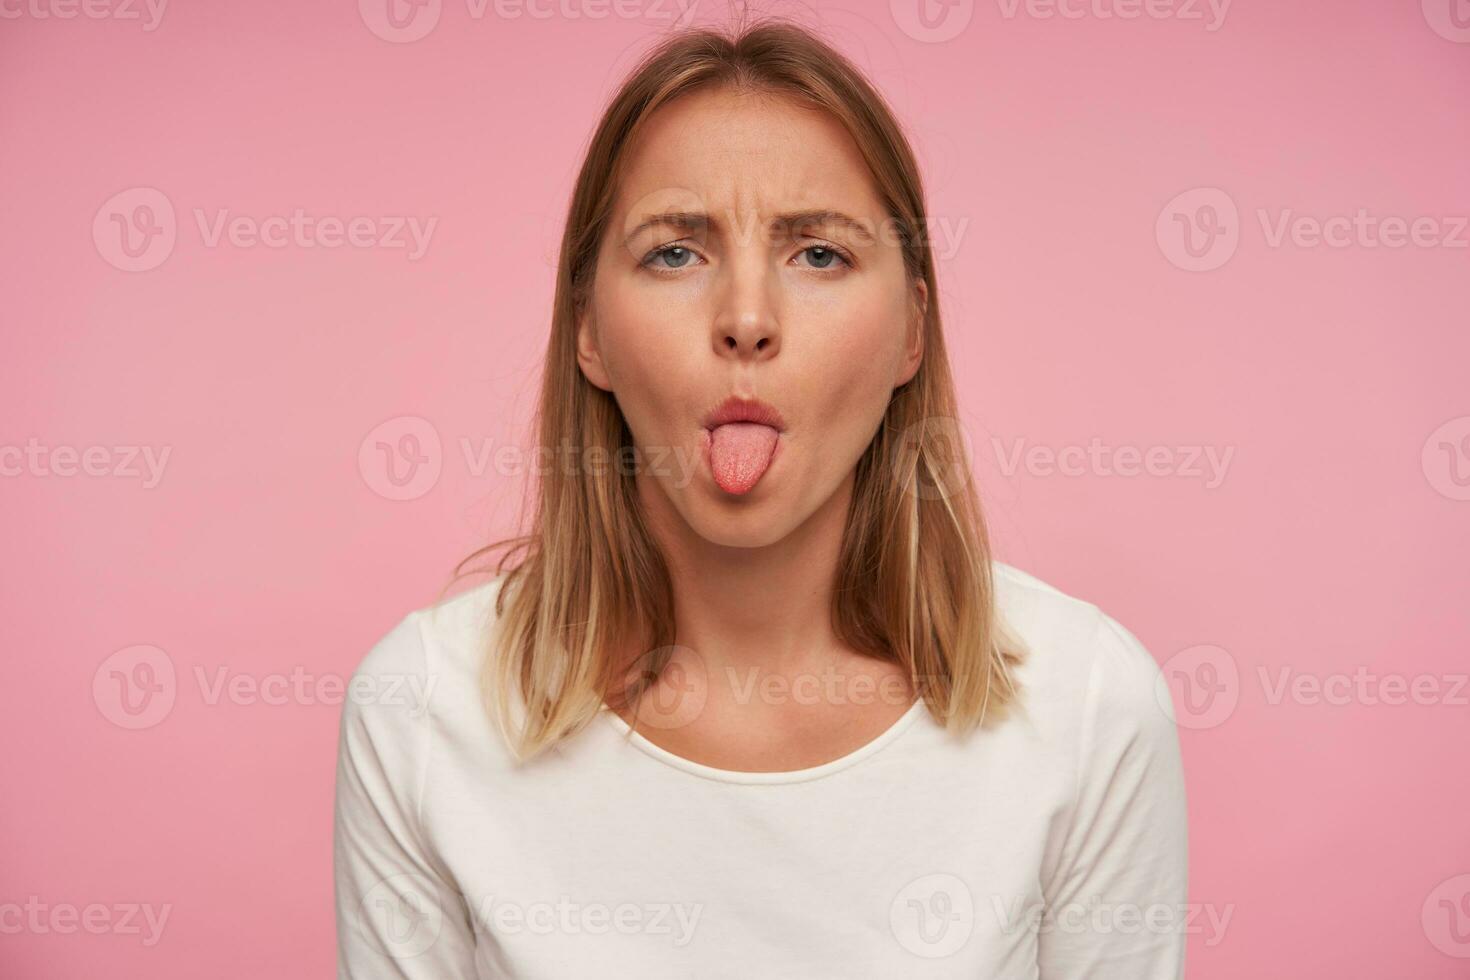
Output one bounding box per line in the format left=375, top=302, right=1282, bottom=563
left=611, top=86, right=886, bottom=222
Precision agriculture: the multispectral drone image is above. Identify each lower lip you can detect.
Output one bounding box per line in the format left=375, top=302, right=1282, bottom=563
left=701, top=425, right=783, bottom=495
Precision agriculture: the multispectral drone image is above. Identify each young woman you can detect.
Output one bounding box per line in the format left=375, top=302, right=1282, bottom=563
left=334, top=19, right=1187, bottom=979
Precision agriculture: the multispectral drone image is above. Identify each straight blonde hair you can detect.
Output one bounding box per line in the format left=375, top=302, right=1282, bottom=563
left=454, top=17, right=1026, bottom=761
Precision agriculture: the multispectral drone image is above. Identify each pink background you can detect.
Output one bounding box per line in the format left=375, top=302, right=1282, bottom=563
left=2, top=0, right=1467, bottom=976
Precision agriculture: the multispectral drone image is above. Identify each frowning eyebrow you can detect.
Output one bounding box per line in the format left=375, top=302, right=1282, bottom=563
left=621, top=209, right=873, bottom=246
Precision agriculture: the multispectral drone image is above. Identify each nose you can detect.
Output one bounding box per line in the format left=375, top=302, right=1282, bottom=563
left=710, top=251, right=781, bottom=362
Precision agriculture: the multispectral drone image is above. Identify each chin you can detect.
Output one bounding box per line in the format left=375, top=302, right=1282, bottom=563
left=688, top=504, right=801, bottom=549
left=666, top=468, right=805, bottom=549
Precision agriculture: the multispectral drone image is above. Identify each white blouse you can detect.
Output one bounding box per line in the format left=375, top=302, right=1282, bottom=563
left=333, top=561, right=1188, bottom=978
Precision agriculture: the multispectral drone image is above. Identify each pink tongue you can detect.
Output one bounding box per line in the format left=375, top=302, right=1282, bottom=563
left=709, top=423, right=779, bottom=495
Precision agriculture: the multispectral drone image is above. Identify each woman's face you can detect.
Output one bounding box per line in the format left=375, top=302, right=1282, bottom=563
left=577, top=86, right=925, bottom=548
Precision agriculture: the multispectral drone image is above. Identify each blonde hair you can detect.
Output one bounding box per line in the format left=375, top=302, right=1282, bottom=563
left=454, top=16, right=1026, bottom=761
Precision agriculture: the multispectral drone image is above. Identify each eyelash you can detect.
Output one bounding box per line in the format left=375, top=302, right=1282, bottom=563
left=640, top=240, right=855, bottom=274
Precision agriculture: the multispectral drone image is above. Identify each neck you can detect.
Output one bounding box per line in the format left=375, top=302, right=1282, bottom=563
left=634, top=468, right=856, bottom=679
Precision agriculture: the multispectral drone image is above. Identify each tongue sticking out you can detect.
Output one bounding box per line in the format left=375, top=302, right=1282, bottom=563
left=708, top=422, right=779, bottom=495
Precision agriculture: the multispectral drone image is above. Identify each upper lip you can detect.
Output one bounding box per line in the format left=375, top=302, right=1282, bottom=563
left=702, top=395, right=787, bottom=432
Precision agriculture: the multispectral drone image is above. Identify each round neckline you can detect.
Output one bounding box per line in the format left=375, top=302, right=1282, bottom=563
left=599, top=698, right=928, bottom=785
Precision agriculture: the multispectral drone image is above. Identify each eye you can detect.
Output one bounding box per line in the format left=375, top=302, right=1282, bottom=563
left=642, top=243, right=705, bottom=272
left=794, top=243, right=853, bottom=271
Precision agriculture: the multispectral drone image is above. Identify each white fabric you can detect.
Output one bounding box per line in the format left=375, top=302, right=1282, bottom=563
left=333, top=561, right=1188, bottom=979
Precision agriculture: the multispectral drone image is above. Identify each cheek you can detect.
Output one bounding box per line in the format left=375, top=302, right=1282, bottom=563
left=819, top=344, right=899, bottom=453
left=781, top=292, right=910, bottom=480
left=591, top=279, right=702, bottom=432
left=805, top=288, right=911, bottom=406
left=595, top=259, right=697, bottom=368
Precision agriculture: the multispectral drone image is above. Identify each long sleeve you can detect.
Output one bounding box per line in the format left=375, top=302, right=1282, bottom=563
left=1037, top=609, right=1190, bottom=979
left=333, top=613, right=479, bottom=978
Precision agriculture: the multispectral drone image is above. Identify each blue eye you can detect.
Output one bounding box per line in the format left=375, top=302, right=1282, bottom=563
left=645, top=245, right=698, bottom=269
left=641, top=242, right=851, bottom=273
left=802, top=246, right=839, bottom=269
left=797, top=244, right=852, bottom=270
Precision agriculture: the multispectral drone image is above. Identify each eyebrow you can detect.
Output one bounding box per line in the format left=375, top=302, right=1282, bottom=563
left=621, top=209, right=873, bottom=247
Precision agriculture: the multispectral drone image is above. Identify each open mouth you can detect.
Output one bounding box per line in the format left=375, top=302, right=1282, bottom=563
left=700, top=395, right=786, bottom=496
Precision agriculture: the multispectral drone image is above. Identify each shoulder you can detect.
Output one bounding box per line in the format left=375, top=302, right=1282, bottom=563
left=990, top=560, right=1176, bottom=744
left=342, top=575, right=510, bottom=747
left=350, top=575, right=507, bottom=687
